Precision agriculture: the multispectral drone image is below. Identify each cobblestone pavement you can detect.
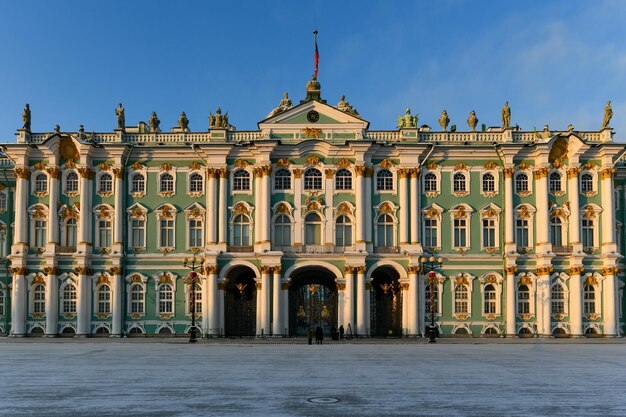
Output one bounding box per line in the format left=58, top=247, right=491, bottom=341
left=0, top=339, right=624, bottom=416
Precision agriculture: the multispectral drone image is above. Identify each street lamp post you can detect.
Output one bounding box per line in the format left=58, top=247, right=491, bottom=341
left=184, top=255, right=205, bottom=343
left=421, top=255, right=443, bottom=343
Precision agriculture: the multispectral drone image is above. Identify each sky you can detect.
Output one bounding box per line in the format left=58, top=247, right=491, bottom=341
left=1, top=1, right=625, bottom=140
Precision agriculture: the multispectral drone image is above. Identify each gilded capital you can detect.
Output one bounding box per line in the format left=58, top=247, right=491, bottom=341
left=505, top=266, right=517, bottom=275
left=600, top=167, right=615, bottom=179
left=336, top=283, right=346, bottom=290
left=218, top=168, right=229, bottom=179
left=344, top=266, right=355, bottom=274
left=397, top=168, right=411, bottom=179
left=567, top=167, right=581, bottom=179
left=354, top=165, right=366, bottom=176
left=109, top=266, right=123, bottom=275
left=14, top=167, right=30, bottom=180
left=407, top=265, right=420, bottom=274
left=255, top=282, right=262, bottom=290
left=602, top=266, right=618, bottom=276
left=503, top=167, right=515, bottom=178
left=568, top=266, right=584, bottom=275
left=292, top=169, right=303, bottom=179
left=534, top=167, right=550, bottom=179
left=260, top=265, right=272, bottom=274
left=46, top=167, right=62, bottom=179
left=112, top=168, right=124, bottom=179
left=9, top=267, right=27, bottom=275
left=205, top=265, right=219, bottom=275
left=43, top=266, right=60, bottom=276
left=410, top=168, right=420, bottom=178
left=536, top=266, right=553, bottom=276
left=74, top=266, right=93, bottom=275
left=325, top=169, right=335, bottom=179
left=77, top=167, right=94, bottom=179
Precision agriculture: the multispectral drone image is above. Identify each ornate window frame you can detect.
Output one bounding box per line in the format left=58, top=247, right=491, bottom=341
left=550, top=272, right=570, bottom=320
left=579, top=163, right=598, bottom=197
left=58, top=204, right=79, bottom=251
left=549, top=205, right=569, bottom=248
left=581, top=204, right=602, bottom=252
left=451, top=162, right=470, bottom=197
left=0, top=187, right=8, bottom=213
left=62, top=169, right=80, bottom=197
left=515, top=272, right=537, bottom=320
left=125, top=273, right=148, bottom=319
left=157, top=168, right=176, bottom=198
left=28, top=204, right=48, bottom=250
left=187, top=169, right=205, bottom=198
left=184, top=203, right=205, bottom=250
left=334, top=168, right=354, bottom=192
left=451, top=273, right=474, bottom=320
left=127, top=203, right=148, bottom=252
left=479, top=273, right=503, bottom=319
left=422, top=203, right=443, bottom=252
left=374, top=167, right=396, bottom=195
left=93, top=273, right=112, bottom=319
left=272, top=168, right=293, bottom=193
left=514, top=204, right=536, bottom=252
left=548, top=168, right=566, bottom=197
left=514, top=163, right=533, bottom=197
left=58, top=273, right=79, bottom=319
left=94, top=164, right=114, bottom=198
left=27, top=273, right=47, bottom=319
left=232, top=167, right=253, bottom=194
left=154, top=272, right=178, bottom=319
left=582, top=272, right=603, bottom=320
left=31, top=170, right=49, bottom=197
left=423, top=162, right=441, bottom=198
left=334, top=201, right=355, bottom=248
left=128, top=162, right=147, bottom=198
left=480, top=161, right=499, bottom=197
left=229, top=202, right=254, bottom=247
left=373, top=201, right=398, bottom=248
left=303, top=167, right=324, bottom=192
left=271, top=202, right=294, bottom=249
left=479, top=203, right=500, bottom=252
left=155, top=203, right=177, bottom=252
left=93, top=204, right=114, bottom=251
left=450, top=203, right=472, bottom=252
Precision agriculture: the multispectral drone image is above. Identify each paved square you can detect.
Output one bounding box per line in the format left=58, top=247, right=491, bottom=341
left=0, top=341, right=625, bottom=416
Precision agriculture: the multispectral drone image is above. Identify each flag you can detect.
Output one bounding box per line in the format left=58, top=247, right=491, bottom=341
left=314, top=34, right=319, bottom=79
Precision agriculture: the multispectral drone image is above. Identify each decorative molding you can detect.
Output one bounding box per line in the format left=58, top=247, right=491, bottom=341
left=160, top=163, right=173, bottom=172
left=306, top=155, right=321, bottom=166
left=536, top=266, right=553, bottom=276
left=275, top=158, right=290, bottom=168
left=505, top=266, right=518, bottom=275
left=336, top=158, right=352, bottom=168
left=567, top=167, right=581, bottom=179
left=74, top=267, right=93, bottom=275
left=534, top=167, right=550, bottom=179
left=568, top=266, right=584, bottom=275
left=600, top=167, right=615, bottom=179
left=379, top=158, right=395, bottom=169
left=302, top=127, right=322, bottom=138
left=325, top=169, right=335, bottom=179
left=292, top=169, right=303, bottom=179
left=189, top=161, right=203, bottom=170
left=503, top=167, right=515, bottom=178
left=484, top=161, right=498, bottom=170
left=14, top=167, right=30, bottom=179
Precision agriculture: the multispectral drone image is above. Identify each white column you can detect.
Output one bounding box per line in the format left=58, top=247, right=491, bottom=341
left=254, top=169, right=262, bottom=246
left=255, top=281, right=262, bottom=336
left=76, top=269, right=91, bottom=336
left=601, top=168, right=616, bottom=252
left=401, top=283, right=409, bottom=336
left=10, top=269, right=26, bottom=336
left=567, top=168, right=581, bottom=247
left=113, top=168, right=124, bottom=248
left=408, top=268, right=419, bottom=336
left=344, top=268, right=354, bottom=332
left=537, top=268, right=551, bottom=336
left=355, top=167, right=365, bottom=244
left=324, top=169, right=334, bottom=246
left=207, top=267, right=219, bottom=336
left=569, top=267, right=583, bottom=336
left=281, top=282, right=289, bottom=336
left=338, top=283, right=345, bottom=330
left=13, top=169, right=29, bottom=247
left=218, top=282, right=225, bottom=336
left=200, top=277, right=209, bottom=336
left=218, top=169, right=228, bottom=245
left=79, top=169, right=91, bottom=245
left=356, top=266, right=366, bottom=336
left=261, top=267, right=270, bottom=335
left=365, top=170, right=373, bottom=245
left=293, top=170, right=303, bottom=246
left=262, top=166, right=271, bottom=244
left=48, top=169, right=60, bottom=244
left=410, top=170, right=419, bottom=244
left=207, top=171, right=218, bottom=244
left=504, top=168, right=515, bottom=248
left=398, top=170, right=409, bottom=245
left=272, top=267, right=282, bottom=336
left=603, top=267, right=618, bottom=336
left=505, top=268, right=516, bottom=336
left=111, top=268, right=123, bottom=336
left=45, top=269, right=58, bottom=336
left=535, top=167, right=550, bottom=251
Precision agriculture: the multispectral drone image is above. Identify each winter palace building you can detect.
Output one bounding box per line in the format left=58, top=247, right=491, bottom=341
left=0, top=77, right=625, bottom=338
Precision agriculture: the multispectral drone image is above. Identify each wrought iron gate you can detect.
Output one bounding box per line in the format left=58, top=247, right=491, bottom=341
left=370, top=278, right=402, bottom=337
left=224, top=278, right=256, bottom=337
left=290, top=282, right=337, bottom=337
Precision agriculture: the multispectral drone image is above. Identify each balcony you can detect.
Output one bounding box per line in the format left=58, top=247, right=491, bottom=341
left=274, top=245, right=355, bottom=254
left=227, top=245, right=253, bottom=253
left=552, top=245, right=573, bottom=254
left=57, top=246, right=77, bottom=254
left=373, top=246, right=401, bottom=254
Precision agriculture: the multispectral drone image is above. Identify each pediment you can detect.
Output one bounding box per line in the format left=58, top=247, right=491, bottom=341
left=258, top=100, right=369, bottom=131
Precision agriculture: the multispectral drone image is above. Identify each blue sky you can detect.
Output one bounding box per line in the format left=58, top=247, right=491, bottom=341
left=1, top=1, right=625, bottom=140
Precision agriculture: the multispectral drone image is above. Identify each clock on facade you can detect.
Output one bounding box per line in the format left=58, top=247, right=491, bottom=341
left=307, top=110, right=320, bottom=123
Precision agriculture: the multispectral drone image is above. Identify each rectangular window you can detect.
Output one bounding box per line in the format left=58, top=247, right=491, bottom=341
left=482, top=218, right=496, bottom=248
left=582, top=219, right=594, bottom=248
left=160, top=219, right=175, bottom=248
left=516, top=219, right=529, bottom=248
left=453, top=218, right=467, bottom=248
left=131, top=219, right=145, bottom=247
left=424, top=218, right=438, bottom=248
left=98, top=220, right=112, bottom=248
left=189, top=219, right=203, bottom=248
left=484, top=291, right=497, bottom=314
left=517, top=292, right=530, bottom=314
left=34, top=220, right=47, bottom=248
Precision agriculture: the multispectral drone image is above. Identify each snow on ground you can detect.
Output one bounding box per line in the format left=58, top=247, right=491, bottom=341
left=0, top=340, right=625, bottom=417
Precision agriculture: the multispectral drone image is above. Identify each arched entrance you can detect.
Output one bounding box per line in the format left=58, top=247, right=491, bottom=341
left=289, top=267, right=338, bottom=337
left=224, top=266, right=257, bottom=337
left=370, top=267, right=402, bottom=337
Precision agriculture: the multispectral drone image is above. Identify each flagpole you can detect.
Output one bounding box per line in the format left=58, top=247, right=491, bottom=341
left=313, top=29, right=319, bottom=79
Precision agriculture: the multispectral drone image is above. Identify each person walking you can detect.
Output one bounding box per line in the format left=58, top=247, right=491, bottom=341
left=307, top=327, right=313, bottom=345
left=315, top=326, right=324, bottom=344
left=339, top=325, right=345, bottom=340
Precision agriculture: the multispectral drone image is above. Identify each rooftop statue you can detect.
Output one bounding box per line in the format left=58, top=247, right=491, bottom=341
left=304, top=74, right=322, bottom=102
left=602, top=100, right=613, bottom=129
left=438, top=110, right=450, bottom=132
left=502, top=101, right=511, bottom=129
left=267, top=92, right=293, bottom=117
left=467, top=110, right=478, bottom=132
left=22, top=103, right=31, bottom=131
left=115, top=103, right=125, bottom=130
left=337, top=94, right=360, bottom=117
left=178, top=111, right=189, bottom=130
left=209, top=107, right=229, bottom=129
left=149, top=112, right=161, bottom=132
left=397, top=107, right=417, bottom=128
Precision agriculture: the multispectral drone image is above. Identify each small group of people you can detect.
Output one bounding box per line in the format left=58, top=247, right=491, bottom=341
left=307, top=326, right=325, bottom=344
left=307, top=324, right=353, bottom=344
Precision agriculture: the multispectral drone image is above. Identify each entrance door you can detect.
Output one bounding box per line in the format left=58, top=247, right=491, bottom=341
left=289, top=273, right=337, bottom=337
left=371, top=276, right=403, bottom=337
left=224, top=273, right=256, bottom=337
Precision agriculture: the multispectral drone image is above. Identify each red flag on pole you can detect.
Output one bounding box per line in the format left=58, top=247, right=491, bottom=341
left=314, top=30, right=319, bottom=79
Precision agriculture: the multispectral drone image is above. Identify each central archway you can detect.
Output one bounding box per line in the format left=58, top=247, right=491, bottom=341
left=224, top=266, right=257, bottom=337
left=370, top=266, right=403, bottom=337
left=289, top=267, right=338, bottom=337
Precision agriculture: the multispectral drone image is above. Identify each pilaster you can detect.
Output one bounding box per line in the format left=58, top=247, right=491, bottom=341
left=110, top=266, right=123, bottom=336
left=44, top=266, right=59, bottom=337
left=568, top=266, right=584, bottom=336
left=505, top=266, right=517, bottom=336
left=9, top=267, right=27, bottom=336
left=271, top=266, right=283, bottom=336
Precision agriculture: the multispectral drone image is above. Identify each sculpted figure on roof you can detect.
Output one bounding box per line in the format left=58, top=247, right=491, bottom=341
left=178, top=112, right=189, bottom=130
left=115, top=103, right=125, bottom=130
left=397, top=107, right=417, bottom=128
left=467, top=110, right=478, bottom=132
left=502, top=101, right=511, bottom=129
left=267, top=92, right=293, bottom=118
left=209, top=108, right=229, bottom=129
left=602, top=100, right=613, bottom=129
left=337, top=94, right=360, bottom=117
left=439, top=110, right=449, bottom=132
left=22, top=103, right=31, bottom=131
left=149, top=112, right=160, bottom=132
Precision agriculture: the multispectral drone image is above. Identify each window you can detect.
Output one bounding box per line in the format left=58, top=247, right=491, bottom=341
left=64, top=218, right=77, bottom=247
left=188, top=283, right=202, bottom=315
left=274, top=169, right=291, bottom=190
left=304, top=212, right=322, bottom=245
left=424, top=173, right=437, bottom=192
left=66, top=172, right=79, bottom=193
left=232, top=214, right=251, bottom=246
left=32, top=284, right=46, bottom=314
left=517, top=284, right=530, bottom=315
left=97, top=285, right=111, bottom=314
left=130, top=283, right=144, bottom=314
left=550, top=217, right=563, bottom=246
left=482, top=218, right=496, bottom=248
left=274, top=215, right=291, bottom=247
left=454, top=285, right=469, bottom=314
left=0, top=228, right=6, bottom=258
left=188, top=219, right=203, bottom=248
left=482, top=173, right=495, bottom=193
left=189, top=173, right=203, bottom=193
left=335, top=169, right=352, bottom=190
left=376, top=214, right=394, bottom=247
left=62, top=283, right=77, bottom=314
left=99, top=173, right=113, bottom=194
left=0, top=192, right=6, bottom=212
left=0, top=287, right=4, bottom=316
left=515, top=173, right=528, bottom=193
left=376, top=169, right=393, bottom=191
left=424, top=218, right=438, bottom=248
left=551, top=283, right=565, bottom=315
left=131, top=173, right=145, bottom=194
left=483, top=284, right=496, bottom=314
left=453, top=173, right=467, bottom=193
left=549, top=172, right=562, bottom=193
left=425, top=283, right=438, bottom=316
left=453, top=218, right=467, bottom=248
left=158, top=283, right=174, bottom=314
left=34, top=219, right=47, bottom=248
left=233, top=170, right=251, bottom=191
left=130, top=219, right=145, bottom=247
left=582, top=218, right=594, bottom=248
left=35, top=173, right=48, bottom=193
left=160, top=173, right=174, bottom=193
left=581, top=173, right=593, bottom=193
left=160, top=218, right=175, bottom=248
left=335, top=215, right=352, bottom=247
left=515, top=218, right=529, bottom=248
left=304, top=168, right=323, bottom=190
left=583, top=284, right=596, bottom=314
left=98, top=219, right=112, bottom=248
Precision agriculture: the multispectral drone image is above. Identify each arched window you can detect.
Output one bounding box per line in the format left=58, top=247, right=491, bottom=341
left=66, top=172, right=79, bottom=193
left=274, top=169, right=291, bottom=190
left=515, top=173, right=528, bottom=193
left=35, top=173, right=48, bottom=193
left=62, top=283, right=77, bottom=314
left=131, top=173, right=145, bottom=194
left=188, top=219, right=203, bottom=248
left=64, top=218, right=77, bottom=248
left=453, top=173, right=467, bottom=193
left=376, top=169, right=393, bottom=191
left=551, top=283, right=565, bottom=315
left=482, top=173, right=495, bottom=193
left=583, top=284, right=596, bottom=314
left=99, top=173, right=113, bottom=194
left=233, top=170, right=250, bottom=191
left=517, top=284, right=530, bottom=314
left=424, top=172, right=437, bottom=192
left=189, top=173, right=203, bottom=193
left=158, top=283, right=174, bottom=314
left=376, top=214, right=394, bottom=247
left=304, top=168, right=322, bottom=190
left=160, top=173, right=174, bottom=193
left=582, top=218, right=595, bottom=248
left=454, top=285, right=469, bottom=314
left=274, top=214, right=291, bottom=247
left=581, top=173, right=593, bottom=193
left=97, top=284, right=111, bottom=314
left=130, top=283, right=144, bottom=314
left=335, top=215, right=352, bottom=247
left=32, top=284, right=46, bottom=314
left=188, top=283, right=202, bottom=315
left=304, top=212, right=322, bottom=245
left=335, top=169, right=352, bottom=190
left=483, top=284, right=496, bottom=314
left=549, top=172, right=562, bottom=193
left=97, top=218, right=112, bottom=248
left=232, top=214, right=251, bottom=246
left=550, top=217, right=563, bottom=246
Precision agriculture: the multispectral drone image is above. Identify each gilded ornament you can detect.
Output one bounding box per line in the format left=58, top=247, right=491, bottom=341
left=453, top=205, right=467, bottom=218
left=9, top=267, right=27, bottom=275
left=209, top=107, right=229, bottom=129
left=519, top=275, right=532, bottom=286
left=397, top=107, right=417, bottom=129
left=189, top=161, right=203, bottom=170
left=96, top=206, right=112, bottom=220
left=74, top=267, right=93, bottom=275
left=379, top=202, right=393, bottom=215
left=455, top=162, right=468, bottom=171
left=536, top=266, right=553, bottom=276
left=484, top=208, right=497, bottom=218
left=159, top=274, right=173, bottom=285
left=233, top=203, right=249, bottom=216
left=397, top=168, right=411, bottom=179
left=455, top=274, right=469, bottom=286
left=14, top=167, right=30, bottom=179
left=427, top=161, right=439, bottom=170
left=423, top=207, right=439, bottom=219
left=275, top=158, right=290, bottom=168
left=602, top=266, right=617, bottom=275
left=292, top=169, right=303, bottom=179
left=32, top=205, right=47, bottom=220
left=33, top=162, right=47, bottom=171
left=96, top=273, right=111, bottom=286
left=583, top=162, right=596, bottom=170
left=484, top=161, right=498, bottom=170
left=275, top=202, right=290, bottom=214
left=159, top=205, right=174, bottom=219
left=467, top=111, right=478, bottom=132
left=379, top=159, right=395, bottom=169
left=354, top=165, right=366, bottom=176
left=344, top=266, right=356, bottom=274
left=336, top=158, right=352, bottom=168
left=600, top=167, right=615, bottom=179
left=602, top=100, right=613, bottom=129
left=98, top=163, right=111, bottom=171
left=77, top=167, right=94, bottom=179
left=568, top=266, right=584, bottom=275
left=336, top=202, right=352, bottom=215
left=306, top=200, right=322, bottom=212
left=255, top=282, right=262, bottom=290
left=336, top=283, right=346, bottom=291
left=160, top=163, right=172, bottom=172
left=517, top=206, right=531, bottom=219
left=400, top=283, right=410, bottom=290
left=567, top=167, right=581, bottom=179
left=188, top=207, right=203, bottom=218
left=129, top=207, right=146, bottom=220
left=583, top=205, right=596, bottom=219
left=501, top=101, right=511, bottom=129
left=517, top=162, right=529, bottom=170
left=503, top=167, right=515, bottom=178
left=325, top=168, right=335, bottom=179
left=534, top=167, right=550, bottom=179
left=59, top=137, right=79, bottom=161
left=109, top=266, right=122, bottom=275
left=410, top=168, right=420, bottom=178
left=131, top=161, right=144, bottom=170
left=218, top=168, right=229, bottom=178
left=22, top=103, right=31, bottom=131
left=584, top=276, right=598, bottom=286
left=32, top=274, right=45, bottom=285
left=306, top=155, right=321, bottom=166
left=302, top=127, right=322, bottom=139
left=438, top=110, right=449, bottom=132
left=234, top=159, right=249, bottom=169
left=407, top=265, right=420, bottom=274
left=43, top=266, right=59, bottom=276
left=505, top=266, right=518, bottom=275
